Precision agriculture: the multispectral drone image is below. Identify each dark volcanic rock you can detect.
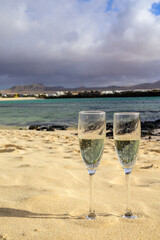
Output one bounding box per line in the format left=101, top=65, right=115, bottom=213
left=106, top=119, right=160, bottom=138
left=141, top=120, right=160, bottom=136
left=106, top=123, right=113, bottom=130
left=106, top=130, right=113, bottom=139
left=29, top=124, right=68, bottom=131
left=141, top=122, right=156, bottom=130
left=141, top=130, right=154, bottom=137
left=141, top=119, right=160, bottom=130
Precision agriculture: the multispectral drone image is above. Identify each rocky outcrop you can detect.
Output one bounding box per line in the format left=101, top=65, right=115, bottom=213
left=28, top=124, right=68, bottom=131
left=106, top=119, right=160, bottom=138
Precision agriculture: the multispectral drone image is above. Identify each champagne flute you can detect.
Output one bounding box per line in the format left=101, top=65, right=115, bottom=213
left=113, top=112, right=141, bottom=219
left=78, top=111, right=106, bottom=219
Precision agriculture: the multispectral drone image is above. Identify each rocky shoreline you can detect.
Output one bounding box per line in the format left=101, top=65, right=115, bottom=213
left=28, top=124, right=68, bottom=131
left=28, top=119, right=160, bottom=139
left=106, top=119, right=160, bottom=138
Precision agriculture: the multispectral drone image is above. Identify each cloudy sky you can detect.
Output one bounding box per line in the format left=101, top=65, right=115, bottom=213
left=0, top=0, right=160, bottom=89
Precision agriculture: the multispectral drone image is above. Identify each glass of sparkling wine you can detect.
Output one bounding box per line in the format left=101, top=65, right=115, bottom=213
left=114, top=112, right=141, bottom=219
left=78, top=111, right=106, bottom=219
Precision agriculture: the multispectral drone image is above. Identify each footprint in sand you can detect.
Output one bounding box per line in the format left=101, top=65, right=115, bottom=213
left=64, top=136, right=69, bottom=140
left=0, top=144, right=25, bottom=153
left=4, top=144, right=24, bottom=150
left=140, top=164, right=154, bottom=169
left=150, top=149, right=160, bottom=154
left=68, top=143, right=74, bottom=146
left=21, top=134, right=30, bottom=138
left=47, top=147, right=53, bottom=149
left=0, top=148, right=15, bottom=153
left=14, top=156, right=24, bottom=161
left=138, top=179, right=160, bottom=188
left=0, top=234, right=8, bottom=240
left=43, top=140, right=51, bottom=144
left=143, top=151, right=148, bottom=155
left=73, top=149, right=80, bottom=153
left=18, top=164, right=31, bottom=168
left=65, top=150, right=73, bottom=153
left=140, top=164, right=159, bottom=169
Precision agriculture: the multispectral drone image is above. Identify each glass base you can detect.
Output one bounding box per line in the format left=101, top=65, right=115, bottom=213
left=86, top=212, right=96, bottom=220
left=124, top=168, right=132, bottom=174
left=122, top=212, right=137, bottom=219
left=88, top=169, right=96, bottom=175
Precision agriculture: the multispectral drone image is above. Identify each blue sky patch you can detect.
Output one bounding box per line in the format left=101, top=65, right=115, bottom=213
left=105, top=0, right=118, bottom=12
left=150, top=2, right=160, bottom=15
left=106, top=0, right=114, bottom=11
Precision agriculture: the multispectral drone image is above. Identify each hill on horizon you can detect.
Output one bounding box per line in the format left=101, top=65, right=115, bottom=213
left=0, top=80, right=160, bottom=94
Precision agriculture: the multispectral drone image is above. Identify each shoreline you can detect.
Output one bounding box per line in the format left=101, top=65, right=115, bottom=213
left=0, top=95, right=159, bottom=101
left=0, top=97, right=37, bottom=101
left=0, top=124, right=77, bottom=130
left=0, top=125, right=159, bottom=141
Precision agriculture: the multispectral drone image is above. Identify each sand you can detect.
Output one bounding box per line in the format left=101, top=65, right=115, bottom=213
left=0, top=129, right=159, bottom=240
left=0, top=97, right=36, bottom=101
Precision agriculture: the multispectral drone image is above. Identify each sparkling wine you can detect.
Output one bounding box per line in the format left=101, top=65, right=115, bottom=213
left=79, top=138, right=104, bottom=170
left=115, top=139, right=140, bottom=168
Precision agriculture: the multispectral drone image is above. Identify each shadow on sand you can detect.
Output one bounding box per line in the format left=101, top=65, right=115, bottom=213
left=0, top=208, right=119, bottom=219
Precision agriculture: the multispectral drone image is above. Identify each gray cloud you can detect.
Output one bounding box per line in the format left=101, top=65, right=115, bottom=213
left=0, top=0, right=160, bottom=89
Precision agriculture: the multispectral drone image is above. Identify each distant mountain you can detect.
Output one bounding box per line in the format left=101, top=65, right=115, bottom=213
left=128, top=80, right=160, bottom=90
left=1, top=80, right=160, bottom=93
left=3, top=83, right=66, bottom=93
left=96, top=80, right=160, bottom=91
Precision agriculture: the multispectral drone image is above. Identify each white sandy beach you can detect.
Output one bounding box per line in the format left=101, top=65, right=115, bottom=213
left=0, top=97, right=36, bottom=101
left=0, top=129, right=159, bottom=240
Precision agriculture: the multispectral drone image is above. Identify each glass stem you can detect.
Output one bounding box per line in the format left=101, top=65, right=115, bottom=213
left=125, top=171, right=132, bottom=216
left=88, top=172, right=96, bottom=218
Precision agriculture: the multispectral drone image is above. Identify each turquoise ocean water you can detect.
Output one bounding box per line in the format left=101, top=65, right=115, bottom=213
left=0, top=97, right=159, bottom=128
